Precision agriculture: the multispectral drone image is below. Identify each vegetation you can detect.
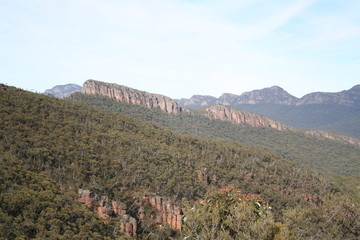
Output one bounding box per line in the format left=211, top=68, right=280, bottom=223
left=70, top=93, right=360, bottom=177
left=1, top=85, right=359, bottom=239
left=0, top=156, right=115, bottom=239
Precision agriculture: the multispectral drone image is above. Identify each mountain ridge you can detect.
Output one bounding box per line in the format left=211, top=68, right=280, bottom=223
left=177, top=84, right=360, bottom=138
left=79, top=80, right=360, bottom=146
left=178, top=85, right=360, bottom=107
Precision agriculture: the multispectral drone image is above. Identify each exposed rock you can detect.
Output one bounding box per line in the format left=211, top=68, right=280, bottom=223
left=120, top=215, right=138, bottom=238
left=44, top=84, right=82, bottom=98
left=78, top=189, right=98, bottom=209
left=82, top=79, right=183, bottom=114
left=204, top=104, right=293, bottom=131
left=304, top=130, right=360, bottom=146
left=142, top=194, right=184, bottom=231
left=112, top=200, right=127, bottom=216
left=78, top=190, right=137, bottom=238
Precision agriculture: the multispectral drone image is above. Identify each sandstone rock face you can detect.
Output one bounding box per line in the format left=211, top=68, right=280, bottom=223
left=78, top=190, right=137, bottom=238
left=204, top=104, right=293, bottom=131
left=142, top=194, right=183, bottom=231
left=78, top=189, right=98, bottom=209
left=82, top=80, right=183, bottom=114
left=304, top=130, right=360, bottom=146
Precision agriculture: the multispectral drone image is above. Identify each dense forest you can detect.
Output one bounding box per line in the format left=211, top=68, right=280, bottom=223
left=1, top=85, right=359, bottom=239
left=70, top=93, right=360, bottom=177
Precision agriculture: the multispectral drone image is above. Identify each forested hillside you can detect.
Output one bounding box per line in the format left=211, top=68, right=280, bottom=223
left=70, top=93, right=360, bottom=177
left=1, top=85, right=359, bottom=239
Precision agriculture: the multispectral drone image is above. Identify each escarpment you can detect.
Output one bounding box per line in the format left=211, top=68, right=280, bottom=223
left=78, top=189, right=184, bottom=238
left=204, top=104, right=293, bottom=131
left=82, top=79, right=183, bottom=113
left=78, top=189, right=138, bottom=238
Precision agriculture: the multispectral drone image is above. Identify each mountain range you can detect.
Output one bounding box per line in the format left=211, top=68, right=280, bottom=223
left=177, top=85, right=360, bottom=138
left=1, top=81, right=359, bottom=239
left=67, top=80, right=360, bottom=177
left=45, top=82, right=360, bottom=138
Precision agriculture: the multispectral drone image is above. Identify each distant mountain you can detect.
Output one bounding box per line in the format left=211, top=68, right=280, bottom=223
left=44, top=84, right=82, bottom=98
left=296, top=85, right=360, bottom=106
left=176, top=95, right=217, bottom=108
left=177, top=85, right=360, bottom=137
left=221, top=86, right=299, bottom=105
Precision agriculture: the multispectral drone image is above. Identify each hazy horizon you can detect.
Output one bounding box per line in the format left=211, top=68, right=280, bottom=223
left=1, top=0, right=359, bottom=99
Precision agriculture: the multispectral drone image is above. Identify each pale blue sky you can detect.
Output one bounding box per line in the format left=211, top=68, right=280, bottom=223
left=1, top=0, right=359, bottom=98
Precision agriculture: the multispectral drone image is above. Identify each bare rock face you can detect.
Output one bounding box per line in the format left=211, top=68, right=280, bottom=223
left=142, top=194, right=184, bottom=231
left=304, top=130, right=360, bottom=146
left=78, top=189, right=98, bottom=209
left=78, top=190, right=137, bottom=238
left=82, top=79, right=183, bottom=114
left=204, top=104, right=293, bottom=131
left=120, top=215, right=138, bottom=238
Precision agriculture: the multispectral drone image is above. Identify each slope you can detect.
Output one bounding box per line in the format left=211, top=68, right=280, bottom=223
left=70, top=93, right=360, bottom=176
left=1, top=84, right=359, bottom=239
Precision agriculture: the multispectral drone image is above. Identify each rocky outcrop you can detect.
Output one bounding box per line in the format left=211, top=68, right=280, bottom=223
left=78, top=189, right=137, bottom=238
left=304, top=130, right=360, bottom=146
left=44, top=84, right=82, bottom=98
left=78, top=189, right=98, bottom=209
left=203, top=104, right=360, bottom=146
left=141, top=194, right=184, bottom=231
left=204, top=104, right=293, bottom=131
left=82, top=80, right=183, bottom=114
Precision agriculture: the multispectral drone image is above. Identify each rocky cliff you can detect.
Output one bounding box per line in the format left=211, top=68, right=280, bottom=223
left=203, top=105, right=360, bottom=146
left=204, top=104, right=293, bottom=131
left=141, top=194, right=184, bottom=231
left=82, top=80, right=183, bottom=114
left=78, top=189, right=138, bottom=238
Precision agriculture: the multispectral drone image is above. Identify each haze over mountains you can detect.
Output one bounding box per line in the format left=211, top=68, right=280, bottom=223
left=44, top=84, right=82, bottom=98
left=45, top=81, right=360, bottom=138
left=177, top=85, right=360, bottom=138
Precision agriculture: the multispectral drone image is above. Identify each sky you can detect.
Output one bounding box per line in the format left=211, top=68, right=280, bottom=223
left=1, top=0, right=359, bottom=99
